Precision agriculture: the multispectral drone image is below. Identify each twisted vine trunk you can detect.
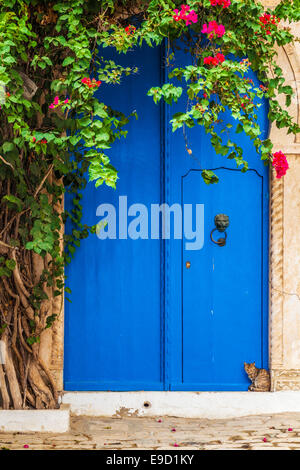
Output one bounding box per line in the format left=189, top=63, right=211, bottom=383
left=0, top=177, right=62, bottom=409
left=0, top=0, right=145, bottom=411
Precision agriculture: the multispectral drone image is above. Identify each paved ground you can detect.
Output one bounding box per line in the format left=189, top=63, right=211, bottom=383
left=1, top=413, right=300, bottom=450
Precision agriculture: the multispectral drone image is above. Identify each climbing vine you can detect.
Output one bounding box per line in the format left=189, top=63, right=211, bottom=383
left=0, top=0, right=299, bottom=408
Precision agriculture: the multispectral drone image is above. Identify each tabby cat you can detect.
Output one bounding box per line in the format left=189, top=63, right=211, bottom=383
left=244, top=362, right=271, bottom=392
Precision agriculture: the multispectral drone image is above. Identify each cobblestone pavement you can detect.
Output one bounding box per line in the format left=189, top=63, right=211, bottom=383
left=1, top=413, right=300, bottom=450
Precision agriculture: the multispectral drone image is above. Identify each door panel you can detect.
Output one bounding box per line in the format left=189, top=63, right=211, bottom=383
left=181, top=169, right=265, bottom=390
left=64, top=44, right=164, bottom=391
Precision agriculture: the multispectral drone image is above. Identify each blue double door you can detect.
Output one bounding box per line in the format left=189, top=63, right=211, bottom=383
left=64, top=44, right=269, bottom=391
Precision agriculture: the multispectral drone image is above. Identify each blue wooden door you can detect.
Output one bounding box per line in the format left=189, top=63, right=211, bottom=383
left=64, top=44, right=269, bottom=391
left=64, top=45, right=164, bottom=391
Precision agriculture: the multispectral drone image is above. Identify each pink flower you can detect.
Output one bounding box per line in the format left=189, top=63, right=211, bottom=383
left=24, top=444, right=29, bottom=449
left=173, top=443, right=179, bottom=447
left=263, top=438, right=267, bottom=442
left=173, top=9, right=181, bottom=21
left=49, top=103, right=55, bottom=109
left=202, top=21, right=225, bottom=39
left=157, top=419, right=162, bottom=423
left=64, top=99, right=69, bottom=104
left=54, top=96, right=59, bottom=105
left=171, top=428, right=176, bottom=432
left=288, top=428, right=293, bottom=432
left=172, top=5, right=198, bottom=26
left=272, top=151, right=289, bottom=179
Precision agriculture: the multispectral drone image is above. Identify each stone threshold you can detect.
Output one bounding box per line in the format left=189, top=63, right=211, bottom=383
left=62, top=391, right=300, bottom=419
left=0, top=404, right=70, bottom=433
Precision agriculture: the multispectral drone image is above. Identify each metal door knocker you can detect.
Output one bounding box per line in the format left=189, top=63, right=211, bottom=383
left=210, top=214, right=230, bottom=247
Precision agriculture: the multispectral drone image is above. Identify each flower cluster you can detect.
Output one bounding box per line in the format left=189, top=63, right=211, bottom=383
left=241, top=58, right=251, bottom=66
left=241, top=95, right=252, bottom=110
left=210, top=0, right=231, bottom=8
left=202, top=21, right=225, bottom=39
left=125, top=25, right=136, bottom=35
left=173, top=5, right=198, bottom=26
left=32, top=137, right=47, bottom=144
left=272, top=151, right=289, bottom=179
left=259, top=13, right=280, bottom=35
left=204, top=53, right=225, bottom=66
left=259, top=84, right=268, bottom=92
left=49, top=96, right=69, bottom=109
left=81, top=77, right=102, bottom=89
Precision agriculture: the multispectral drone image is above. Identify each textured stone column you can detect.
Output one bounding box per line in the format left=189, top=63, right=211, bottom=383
left=265, top=0, right=300, bottom=389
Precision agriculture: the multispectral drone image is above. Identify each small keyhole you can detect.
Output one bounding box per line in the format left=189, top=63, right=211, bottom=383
left=186, top=261, right=191, bottom=269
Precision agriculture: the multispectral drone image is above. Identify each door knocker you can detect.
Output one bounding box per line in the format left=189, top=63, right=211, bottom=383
left=210, top=214, right=230, bottom=247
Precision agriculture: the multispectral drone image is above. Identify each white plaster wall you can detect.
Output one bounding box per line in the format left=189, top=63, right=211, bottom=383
left=63, top=391, right=300, bottom=419
left=0, top=406, right=70, bottom=433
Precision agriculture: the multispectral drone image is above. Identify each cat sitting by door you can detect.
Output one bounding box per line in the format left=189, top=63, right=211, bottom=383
left=244, top=362, right=271, bottom=392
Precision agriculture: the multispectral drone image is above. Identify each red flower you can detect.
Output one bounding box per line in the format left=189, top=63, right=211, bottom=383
left=81, top=77, right=101, bottom=89
left=125, top=25, right=136, bottom=35
left=204, top=53, right=225, bottom=67
left=210, top=0, right=231, bottom=8
left=216, top=52, right=225, bottom=63
left=272, top=151, right=289, bottom=179
left=259, top=13, right=279, bottom=34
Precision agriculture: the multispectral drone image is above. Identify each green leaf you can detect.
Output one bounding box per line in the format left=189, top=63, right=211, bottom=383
left=5, top=259, right=16, bottom=271
left=62, top=56, right=75, bottom=67
left=2, top=195, right=23, bottom=211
